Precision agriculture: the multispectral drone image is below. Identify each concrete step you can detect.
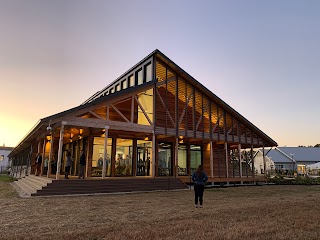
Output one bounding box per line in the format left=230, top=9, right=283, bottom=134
left=11, top=181, right=32, bottom=197
left=15, top=179, right=37, bottom=194
left=27, top=175, right=52, bottom=185
left=32, top=178, right=188, bottom=196
left=25, top=175, right=51, bottom=189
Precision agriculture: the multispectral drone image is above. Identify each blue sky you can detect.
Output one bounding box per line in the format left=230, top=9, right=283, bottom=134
left=0, top=0, right=319, bottom=147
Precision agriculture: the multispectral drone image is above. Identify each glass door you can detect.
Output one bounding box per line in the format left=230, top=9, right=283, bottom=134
left=136, top=140, right=152, bottom=176
left=158, top=142, right=173, bottom=176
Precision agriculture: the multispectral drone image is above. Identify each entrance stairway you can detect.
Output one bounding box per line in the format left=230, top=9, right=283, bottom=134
left=14, top=176, right=188, bottom=197
left=13, top=175, right=53, bottom=197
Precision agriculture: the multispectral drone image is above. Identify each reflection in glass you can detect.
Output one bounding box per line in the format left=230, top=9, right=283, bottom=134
left=92, top=137, right=112, bottom=177
left=145, top=63, right=152, bottom=82
left=129, top=75, right=134, bottom=87
left=158, top=142, right=172, bottom=176
left=190, top=145, right=202, bottom=175
left=137, top=69, right=143, bottom=85
left=137, top=89, right=153, bottom=125
left=178, top=145, right=188, bottom=176
left=137, top=140, right=152, bottom=176
left=116, top=139, right=133, bottom=176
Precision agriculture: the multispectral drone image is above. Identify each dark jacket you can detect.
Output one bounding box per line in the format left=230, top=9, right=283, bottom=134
left=35, top=155, right=42, bottom=164
left=79, top=153, right=86, bottom=166
left=192, top=171, right=208, bottom=185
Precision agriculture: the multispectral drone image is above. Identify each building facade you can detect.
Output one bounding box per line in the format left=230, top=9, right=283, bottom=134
left=9, top=50, right=277, bottom=183
left=0, top=146, right=14, bottom=172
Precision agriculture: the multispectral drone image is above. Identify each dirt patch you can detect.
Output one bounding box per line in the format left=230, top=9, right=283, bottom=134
left=1, top=182, right=320, bottom=240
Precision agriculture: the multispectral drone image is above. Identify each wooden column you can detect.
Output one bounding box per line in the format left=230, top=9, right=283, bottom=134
left=262, top=145, right=266, bottom=178
left=175, top=137, right=179, bottom=177
left=152, top=131, right=156, bottom=178
left=251, top=145, right=255, bottom=177
left=102, top=126, right=109, bottom=179
left=86, top=135, right=94, bottom=178
left=41, top=137, right=46, bottom=176
left=225, top=143, right=229, bottom=179
left=47, top=131, right=54, bottom=178
left=210, top=141, right=213, bottom=178
left=56, top=123, right=66, bottom=180
left=238, top=144, right=243, bottom=184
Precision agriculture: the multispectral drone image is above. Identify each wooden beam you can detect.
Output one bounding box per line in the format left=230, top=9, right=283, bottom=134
left=134, top=96, right=153, bottom=125
left=110, top=103, right=130, bottom=123
left=89, top=110, right=105, bottom=120
left=155, top=87, right=175, bottom=126
left=212, top=112, right=224, bottom=132
left=227, top=123, right=238, bottom=135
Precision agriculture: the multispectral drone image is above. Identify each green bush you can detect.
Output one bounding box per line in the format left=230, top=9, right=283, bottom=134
left=271, top=175, right=284, bottom=185
left=294, top=176, right=317, bottom=185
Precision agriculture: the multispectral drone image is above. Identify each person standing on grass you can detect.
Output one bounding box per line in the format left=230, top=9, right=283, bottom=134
left=78, top=150, right=86, bottom=179
left=192, top=165, right=208, bottom=208
left=65, top=151, right=73, bottom=179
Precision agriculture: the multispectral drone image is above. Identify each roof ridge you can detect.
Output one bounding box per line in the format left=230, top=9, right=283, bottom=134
left=275, top=147, right=295, bottom=163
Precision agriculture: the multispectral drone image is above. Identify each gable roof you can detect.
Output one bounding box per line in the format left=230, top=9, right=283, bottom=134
left=266, top=147, right=320, bottom=164
left=10, top=49, right=277, bottom=156
left=277, top=147, right=320, bottom=162
left=84, top=49, right=277, bottom=146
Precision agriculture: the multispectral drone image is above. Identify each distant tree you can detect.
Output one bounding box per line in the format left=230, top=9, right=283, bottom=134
left=314, top=144, right=320, bottom=147
left=298, top=145, right=306, bottom=147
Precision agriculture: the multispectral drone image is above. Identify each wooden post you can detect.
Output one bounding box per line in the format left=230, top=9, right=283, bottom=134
left=175, top=137, right=179, bottom=177
left=47, top=131, right=54, bottom=178
left=263, top=145, right=266, bottom=178
left=56, top=122, right=66, bottom=180
left=238, top=144, right=243, bottom=184
left=152, top=131, right=156, bottom=178
left=102, top=126, right=109, bottom=179
left=210, top=141, right=213, bottom=178
left=225, top=142, right=229, bottom=180
left=251, top=145, right=255, bottom=177
left=41, top=137, right=46, bottom=176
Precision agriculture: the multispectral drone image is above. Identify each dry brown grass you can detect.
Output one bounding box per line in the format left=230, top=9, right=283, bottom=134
left=1, top=182, right=320, bottom=240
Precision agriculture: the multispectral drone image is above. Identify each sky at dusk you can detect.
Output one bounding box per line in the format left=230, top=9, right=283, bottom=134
left=0, top=0, right=319, bottom=147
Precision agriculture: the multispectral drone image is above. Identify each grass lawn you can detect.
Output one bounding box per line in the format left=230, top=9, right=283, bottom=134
left=0, top=174, right=15, bottom=182
left=1, top=182, right=320, bottom=240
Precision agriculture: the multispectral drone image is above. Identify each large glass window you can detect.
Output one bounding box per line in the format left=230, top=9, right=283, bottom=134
left=137, top=140, right=152, bottom=176
left=137, top=89, right=153, bottom=125
left=178, top=145, right=188, bottom=176
left=122, top=80, right=128, bottom=89
left=115, top=139, right=133, bottom=176
left=129, top=75, right=134, bottom=87
left=145, top=63, right=152, bottom=82
left=136, top=69, right=143, bottom=85
left=92, top=137, right=112, bottom=177
left=190, top=145, right=202, bottom=175
left=158, top=142, right=173, bottom=176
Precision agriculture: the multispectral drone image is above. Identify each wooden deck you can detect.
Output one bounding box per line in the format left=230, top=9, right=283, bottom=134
left=178, top=176, right=267, bottom=183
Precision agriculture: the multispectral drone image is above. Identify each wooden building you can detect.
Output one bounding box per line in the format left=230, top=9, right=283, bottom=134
left=9, top=49, right=277, bottom=185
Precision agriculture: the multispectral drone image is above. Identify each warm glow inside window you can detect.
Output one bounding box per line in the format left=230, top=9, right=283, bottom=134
left=137, top=89, right=153, bottom=125
left=115, top=139, right=133, bottom=176
left=129, top=75, right=134, bottom=87
left=92, top=137, right=112, bottom=177
left=145, top=63, right=152, bottom=82
left=190, top=145, right=202, bottom=174
left=137, top=140, right=152, bottom=176
left=178, top=145, right=188, bottom=176
left=122, top=80, right=127, bottom=89
left=136, top=69, right=143, bottom=85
